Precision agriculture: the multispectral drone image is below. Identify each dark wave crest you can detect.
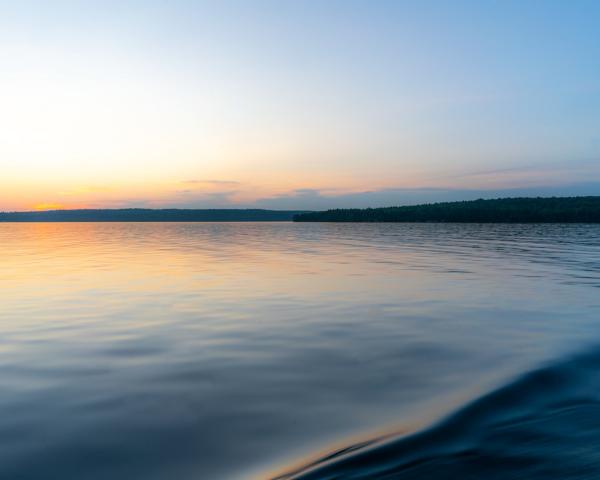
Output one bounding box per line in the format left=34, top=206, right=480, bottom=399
left=275, top=348, right=600, bottom=480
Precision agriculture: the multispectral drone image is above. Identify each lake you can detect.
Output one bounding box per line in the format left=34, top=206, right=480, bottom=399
left=1, top=222, right=599, bottom=479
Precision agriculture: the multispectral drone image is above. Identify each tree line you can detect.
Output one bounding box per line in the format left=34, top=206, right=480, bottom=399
left=293, top=197, right=600, bottom=223
left=0, top=209, right=306, bottom=222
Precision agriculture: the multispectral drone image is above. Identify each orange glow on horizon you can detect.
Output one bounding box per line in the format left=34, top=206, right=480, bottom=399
left=2, top=174, right=428, bottom=212
left=33, top=203, right=66, bottom=211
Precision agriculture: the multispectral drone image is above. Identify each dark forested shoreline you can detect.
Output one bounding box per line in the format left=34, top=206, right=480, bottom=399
left=0, top=209, right=306, bottom=222
left=4, top=198, right=600, bottom=223
left=293, top=197, right=600, bottom=223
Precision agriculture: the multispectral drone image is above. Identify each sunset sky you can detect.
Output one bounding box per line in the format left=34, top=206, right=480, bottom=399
left=1, top=0, right=599, bottom=211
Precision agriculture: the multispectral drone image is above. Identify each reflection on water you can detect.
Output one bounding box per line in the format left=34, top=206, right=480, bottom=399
left=0, top=223, right=599, bottom=480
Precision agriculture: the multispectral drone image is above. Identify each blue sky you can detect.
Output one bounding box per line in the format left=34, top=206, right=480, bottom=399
left=1, top=0, right=599, bottom=210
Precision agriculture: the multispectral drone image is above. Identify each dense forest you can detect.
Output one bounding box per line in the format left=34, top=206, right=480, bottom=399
left=293, top=197, right=600, bottom=223
left=0, top=209, right=305, bottom=222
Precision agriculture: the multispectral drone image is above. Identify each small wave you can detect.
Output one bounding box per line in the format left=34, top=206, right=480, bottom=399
left=275, top=348, right=600, bottom=479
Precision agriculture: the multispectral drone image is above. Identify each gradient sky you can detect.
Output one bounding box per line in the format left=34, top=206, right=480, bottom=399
left=1, top=0, right=599, bottom=211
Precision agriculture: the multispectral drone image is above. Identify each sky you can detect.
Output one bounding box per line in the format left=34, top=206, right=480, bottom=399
left=1, top=0, right=599, bottom=211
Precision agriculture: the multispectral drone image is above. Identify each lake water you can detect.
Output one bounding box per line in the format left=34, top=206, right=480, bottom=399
left=1, top=222, right=599, bottom=479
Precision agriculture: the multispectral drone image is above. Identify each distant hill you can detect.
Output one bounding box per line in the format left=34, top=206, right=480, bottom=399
left=293, top=197, right=600, bottom=223
left=0, top=209, right=307, bottom=222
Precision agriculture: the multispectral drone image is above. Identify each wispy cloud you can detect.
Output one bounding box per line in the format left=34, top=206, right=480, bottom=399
left=444, top=159, right=600, bottom=188
left=165, top=189, right=240, bottom=208
left=250, top=182, right=600, bottom=210
left=181, top=179, right=240, bottom=186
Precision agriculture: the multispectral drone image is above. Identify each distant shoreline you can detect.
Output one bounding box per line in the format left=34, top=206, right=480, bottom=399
left=293, top=197, right=600, bottom=223
left=3, top=197, right=600, bottom=223
left=0, top=209, right=307, bottom=222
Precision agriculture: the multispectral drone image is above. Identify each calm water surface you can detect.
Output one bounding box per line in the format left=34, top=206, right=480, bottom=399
left=1, top=222, right=599, bottom=479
